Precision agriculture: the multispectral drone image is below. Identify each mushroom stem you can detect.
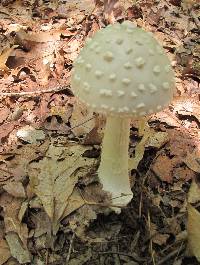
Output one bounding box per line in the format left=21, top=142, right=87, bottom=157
left=98, top=115, right=133, bottom=206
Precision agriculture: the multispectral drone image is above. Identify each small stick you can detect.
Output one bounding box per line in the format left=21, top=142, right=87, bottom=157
left=66, top=233, right=75, bottom=264
left=0, top=85, right=70, bottom=98
left=157, top=242, right=185, bottom=265
left=94, top=250, right=147, bottom=263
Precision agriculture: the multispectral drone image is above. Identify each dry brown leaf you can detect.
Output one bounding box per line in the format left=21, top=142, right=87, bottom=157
left=70, top=100, right=95, bottom=137
left=15, top=29, right=61, bottom=46
left=0, top=123, right=15, bottom=145
left=187, top=204, right=200, bottom=262
left=68, top=249, right=92, bottom=265
left=129, top=124, right=154, bottom=170
left=62, top=189, right=85, bottom=218
left=0, top=46, right=17, bottom=72
left=5, top=232, right=31, bottom=264
left=69, top=205, right=97, bottom=240
left=0, top=105, right=10, bottom=124
left=145, top=131, right=169, bottom=148
left=28, top=144, right=96, bottom=232
left=57, top=0, right=95, bottom=19
left=153, top=233, right=170, bottom=246
left=183, top=149, right=200, bottom=173
left=175, top=97, right=200, bottom=123
left=3, top=181, right=26, bottom=198
left=31, top=211, right=52, bottom=238
left=188, top=180, right=200, bottom=204
left=0, top=193, right=28, bottom=246
left=0, top=239, right=11, bottom=265
left=152, top=155, right=179, bottom=183
left=130, top=120, right=170, bottom=171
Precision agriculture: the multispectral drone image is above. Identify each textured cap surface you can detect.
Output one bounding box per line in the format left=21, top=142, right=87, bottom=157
left=71, top=21, right=175, bottom=117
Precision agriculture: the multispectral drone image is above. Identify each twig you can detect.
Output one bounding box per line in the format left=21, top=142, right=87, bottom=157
left=94, top=250, right=147, bottom=263
left=0, top=85, right=70, bottom=98
left=66, top=233, right=75, bottom=264
left=71, top=116, right=95, bottom=129
left=148, top=211, right=156, bottom=265
left=157, top=242, right=185, bottom=265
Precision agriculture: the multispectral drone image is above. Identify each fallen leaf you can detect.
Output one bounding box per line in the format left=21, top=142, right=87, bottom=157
left=70, top=100, right=95, bottom=137
left=145, top=131, right=169, bottom=148
left=175, top=97, right=200, bottom=124
left=152, top=155, right=179, bottom=183
left=3, top=181, right=26, bottom=198
left=0, top=239, right=11, bottom=265
left=16, top=125, right=46, bottom=144
left=0, top=193, right=29, bottom=246
left=0, top=105, right=10, bottom=123
left=0, top=123, right=15, bottom=144
left=183, top=149, right=200, bottom=173
left=188, top=180, right=200, bottom=204
left=69, top=205, right=97, bottom=240
left=68, top=249, right=92, bottom=265
left=153, top=233, right=170, bottom=246
left=18, top=201, right=28, bottom=222
left=30, top=211, right=52, bottom=238
left=5, top=232, right=31, bottom=264
left=129, top=124, right=154, bottom=170
left=187, top=204, right=200, bottom=262
left=28, top=144, right=96, bottom=232
left=0, top=46, right=17, bottom=72
left=62, top=189, right=85, bottom=218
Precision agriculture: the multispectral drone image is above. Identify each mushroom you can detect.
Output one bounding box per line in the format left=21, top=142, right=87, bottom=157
left=71, top=21, right=175, bottom=209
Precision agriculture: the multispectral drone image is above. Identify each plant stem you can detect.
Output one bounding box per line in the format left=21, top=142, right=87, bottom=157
left=98, top=115, right=133, bottom=207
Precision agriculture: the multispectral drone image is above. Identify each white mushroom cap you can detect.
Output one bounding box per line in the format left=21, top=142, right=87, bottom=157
left=71, top=21, right=175, bottom=117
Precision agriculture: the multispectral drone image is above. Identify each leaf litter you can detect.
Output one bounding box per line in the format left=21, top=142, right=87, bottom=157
left=0, top=0, right=199, bottom=264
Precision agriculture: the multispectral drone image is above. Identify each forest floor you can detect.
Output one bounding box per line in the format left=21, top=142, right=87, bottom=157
left=0, top=0, right=199, bottom=264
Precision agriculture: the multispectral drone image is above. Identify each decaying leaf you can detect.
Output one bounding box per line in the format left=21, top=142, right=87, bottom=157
left=28, top=144, right=96, bottom=231
left=5, top=232, right=31, bottom=264
left=187, top=204, right=200, bottom=262
left=0, top=239, right=11, bottom=265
